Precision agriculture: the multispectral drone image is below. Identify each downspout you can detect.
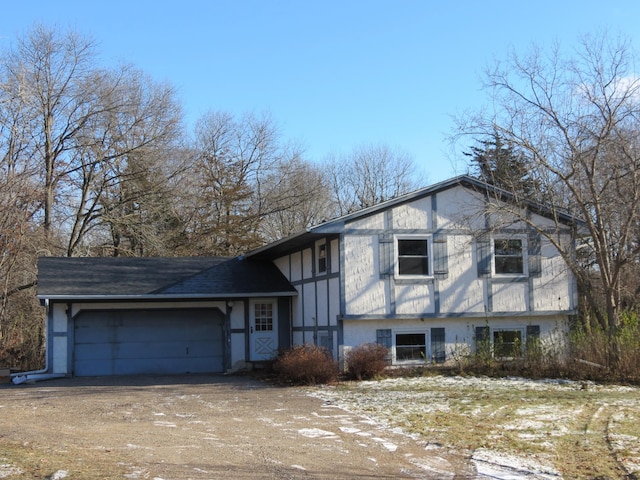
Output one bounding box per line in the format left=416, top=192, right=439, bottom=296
left=10, top=298, right=65, bottom=384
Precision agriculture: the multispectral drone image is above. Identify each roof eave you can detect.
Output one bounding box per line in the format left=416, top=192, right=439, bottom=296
left=37, top=291, right=298, bottom=302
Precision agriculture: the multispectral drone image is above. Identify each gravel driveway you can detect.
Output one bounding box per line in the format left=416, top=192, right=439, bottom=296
left=0, top=375, right=472, bottom=479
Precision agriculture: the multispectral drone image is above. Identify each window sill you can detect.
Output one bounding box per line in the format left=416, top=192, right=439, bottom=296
left=492, top=274, right=529, bottom=283
left=393, top=275, right=434, bottom=285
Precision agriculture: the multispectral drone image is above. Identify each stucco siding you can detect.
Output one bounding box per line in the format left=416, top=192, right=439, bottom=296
left=330, top=238, right=340, bottom=273
left=435, top=188, right=486, bottom=230
left=349, top=212, right=385, bottom=230
left=392, top=197, right=431, bottom=229
left=303, top=282, right=317, bottom=328
left=438, top=235, right=486, bottom=313
left=328, top=277, right=340, bottom=326
left=302, top=248, right=313, bottom=279
left=52, top=337, right=68, bottom=374
left=395, top=283, right=433, bottom=315
left=316, top=280, right=329, bottom=326
left=290, top=252, right=302, bottom=282
left=53, top=303, right=67, bottom=332
left=273, top=256, right=290, bottom=280
left=344, top=234, right=386, bottom=315
left=292, top=288, right=303, bottom=328
left=492, top=283, right=528, bottom=312
left=342, top=315, right=568, bottom=365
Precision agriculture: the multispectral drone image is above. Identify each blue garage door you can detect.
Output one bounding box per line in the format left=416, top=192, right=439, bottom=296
left=74, top=308, right=225, bottom=376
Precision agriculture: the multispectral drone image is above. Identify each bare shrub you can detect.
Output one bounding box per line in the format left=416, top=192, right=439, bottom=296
left=345, top=343, right=389, bottom=380
left=273, top=344, right=339, bottom=385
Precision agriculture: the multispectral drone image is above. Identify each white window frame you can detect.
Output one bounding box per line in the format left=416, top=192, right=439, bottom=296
left=394, top=234, right=433, bottom=279
left=492, top=235, right=528, bottom=277
left=491, top=327, right=525, bottom=359
left=393, top=330, right=428, bottom=364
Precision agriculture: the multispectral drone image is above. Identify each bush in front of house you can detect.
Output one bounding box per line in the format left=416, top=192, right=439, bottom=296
left=273, top=344, right=339, bottom=385
left=345, top=343, right=389, bottom=380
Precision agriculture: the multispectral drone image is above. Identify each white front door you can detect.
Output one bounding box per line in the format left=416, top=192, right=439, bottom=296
left=250, top=300, right=278, bottom=361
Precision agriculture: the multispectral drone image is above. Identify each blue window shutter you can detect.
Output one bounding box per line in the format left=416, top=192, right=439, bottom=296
left=430, top=327, right=445, bottom=363
left=475, top=326, right=490, bottom=353
left=476, top=236, right=492, bottom=277
left=526, top=325, right=540, bottom=339
left=526, top=325, right=541, bottom=354
left=378, top=233, right=393, bottom=277
left=528, top=233, right=542, bottom=278
left=376, top=329, right=392, bottom=348
left=433, top=234, right=448, bottom=279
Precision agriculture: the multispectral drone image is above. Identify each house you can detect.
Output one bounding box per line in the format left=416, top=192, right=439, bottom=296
left=35, top=175, right=577, bottom=377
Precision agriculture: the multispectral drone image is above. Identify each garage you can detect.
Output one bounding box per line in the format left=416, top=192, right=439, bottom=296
left=73, top=308, right=225, bottom=376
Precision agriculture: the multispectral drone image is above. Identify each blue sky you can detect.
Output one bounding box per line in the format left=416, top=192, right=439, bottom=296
left=2, top=1, right=639, bottom=183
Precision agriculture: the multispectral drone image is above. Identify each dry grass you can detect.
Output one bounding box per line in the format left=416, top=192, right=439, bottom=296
left=309, top=375, right=640, bottom=479
left=0, top=440, right=128, bottom=479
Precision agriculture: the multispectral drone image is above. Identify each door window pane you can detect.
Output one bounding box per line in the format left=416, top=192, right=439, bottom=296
left=254, top=303, right=273, bottom=331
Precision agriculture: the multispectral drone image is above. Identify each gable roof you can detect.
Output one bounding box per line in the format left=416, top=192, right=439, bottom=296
left=37, top=256, right=297, bottom=301
left=246, top=175, right=581, bottom=259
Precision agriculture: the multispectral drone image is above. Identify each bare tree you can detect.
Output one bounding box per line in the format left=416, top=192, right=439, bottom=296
left=178, top=111, right=306, bottom=255
left=258, top=156, right=332, bottom=241
left=453, top=32, right=640, bottom=338
left=1, top=26, right=184, bottom=257
left=326, top=143, right=423, bottom=215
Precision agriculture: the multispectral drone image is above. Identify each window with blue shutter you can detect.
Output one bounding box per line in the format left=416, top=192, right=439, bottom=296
left=376, top=329, right=392, bottom=348
left=431, top=327, right=446, bottom=363
left=432, top=234, right=448, bottom=279
left=476, top=236, right=492, bottom=277
left=475, top=325, right=490, bottom=354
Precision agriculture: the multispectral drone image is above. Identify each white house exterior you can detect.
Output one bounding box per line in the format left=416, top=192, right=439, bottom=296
left=34, top=176, right=578, bottom=378
left=248, top=176, right=577, bottom=366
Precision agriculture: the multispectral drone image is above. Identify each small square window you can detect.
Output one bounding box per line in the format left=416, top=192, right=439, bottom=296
left=397, top=239, right=429, bottom=276
left=318, top=243, right=327, bottom=274
left=395, top=333, right=426, bottom=362
left=494, top=239, right=524, bottom=274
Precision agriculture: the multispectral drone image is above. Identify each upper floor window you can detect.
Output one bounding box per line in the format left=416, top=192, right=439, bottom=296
left=317, top=243, right=327, bottom=274
left=396, top=237, right=430, bottom=276
left=494, top=238, right=525, bottom=275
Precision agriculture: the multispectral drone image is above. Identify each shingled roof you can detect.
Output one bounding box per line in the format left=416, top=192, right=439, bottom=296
left=37, top=256, right=297, bottom=300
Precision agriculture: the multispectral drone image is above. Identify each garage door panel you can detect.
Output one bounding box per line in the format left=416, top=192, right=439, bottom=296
left=74, top=308, right=225, bottom=376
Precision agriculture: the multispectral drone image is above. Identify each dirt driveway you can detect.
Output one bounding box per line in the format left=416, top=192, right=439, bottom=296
left=0, top=375, right=472, bottom=479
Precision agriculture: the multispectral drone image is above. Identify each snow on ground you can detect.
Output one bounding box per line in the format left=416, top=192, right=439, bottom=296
left=307, top=375, right=640, bottom=479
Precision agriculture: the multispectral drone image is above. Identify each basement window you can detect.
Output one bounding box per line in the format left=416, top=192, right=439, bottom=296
left=395, top=332, right=426, bottom=362
left=492, top=329, right=524, bottom=358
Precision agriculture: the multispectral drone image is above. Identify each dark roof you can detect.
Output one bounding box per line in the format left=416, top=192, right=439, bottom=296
left=247, top=175, right=582, bottom=259
left=37, top=256, right=297, bottom=300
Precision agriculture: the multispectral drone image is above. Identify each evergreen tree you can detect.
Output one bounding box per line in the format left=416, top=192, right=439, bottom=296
left=465, top=131, right=539, bottom=199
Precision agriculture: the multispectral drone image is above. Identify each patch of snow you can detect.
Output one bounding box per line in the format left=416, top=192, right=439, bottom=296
left=297, top=428, right=339, bottom=439
left=372, top=437, right=398, bottom=452
left=472, top=449, right=561, bottom=479
left=153, top=421, right=176, bottom=428
left=50, top=470, right=68, bottom=479
left=0, top=463, right=23, bottom=478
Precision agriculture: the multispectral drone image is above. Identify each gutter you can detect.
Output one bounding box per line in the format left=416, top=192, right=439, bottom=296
left=37, top=291, right=299, bottom=302
left=10, top=299, right=64, bottom=385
